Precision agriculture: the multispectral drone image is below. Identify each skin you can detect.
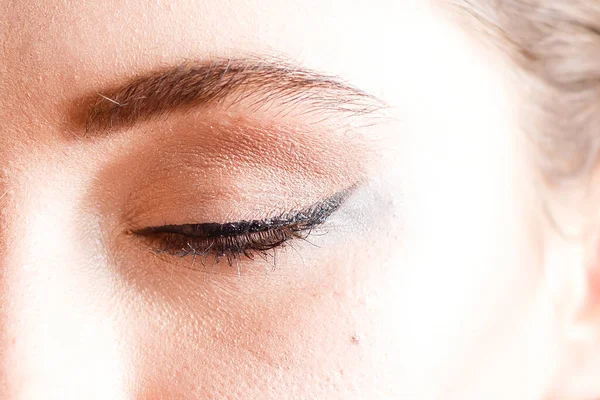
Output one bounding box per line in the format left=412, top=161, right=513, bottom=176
left=1, top=0, right=600, bottom=399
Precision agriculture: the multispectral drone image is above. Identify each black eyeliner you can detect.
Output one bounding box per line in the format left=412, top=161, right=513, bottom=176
left=135, top=188, right=351, bottom=239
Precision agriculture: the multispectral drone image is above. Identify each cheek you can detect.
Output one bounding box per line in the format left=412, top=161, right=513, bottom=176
left=119, top=255, right=385, bottom=398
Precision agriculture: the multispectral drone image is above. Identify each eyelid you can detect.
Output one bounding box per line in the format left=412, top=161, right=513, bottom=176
left=130, top=186, right=356, bottom=264
left=134, top=187, right=353, bottom=239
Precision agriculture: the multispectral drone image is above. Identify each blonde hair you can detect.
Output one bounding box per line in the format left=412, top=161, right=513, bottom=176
left=450, top=1, right=600, bottom=183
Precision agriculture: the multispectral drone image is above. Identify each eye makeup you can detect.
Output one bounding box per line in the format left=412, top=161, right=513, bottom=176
left=133, top=188, right=353, bottom=267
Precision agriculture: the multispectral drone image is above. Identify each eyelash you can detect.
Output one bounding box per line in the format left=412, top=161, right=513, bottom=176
left=143, top=224, right=313, bottom=268
left=134, top=189, right=350, bottom=268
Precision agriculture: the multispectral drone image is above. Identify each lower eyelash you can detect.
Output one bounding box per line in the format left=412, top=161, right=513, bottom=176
left=156, top=226, right=305, bottom=255
left=143, top=225, right=314, bottom=270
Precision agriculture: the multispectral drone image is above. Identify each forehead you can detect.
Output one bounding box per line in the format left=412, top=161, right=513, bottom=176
left=1, top=1, right=414, bottom=91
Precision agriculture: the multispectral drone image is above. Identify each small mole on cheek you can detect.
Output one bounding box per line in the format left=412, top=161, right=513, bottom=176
left=350, top=335, right=360, bottom=345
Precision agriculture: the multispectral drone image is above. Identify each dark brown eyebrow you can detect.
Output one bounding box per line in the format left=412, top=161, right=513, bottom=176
left=79, top=57, right=386, bottom=135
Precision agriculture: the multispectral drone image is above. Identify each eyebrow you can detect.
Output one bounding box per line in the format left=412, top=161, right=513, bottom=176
left=79, top=57, right=386, bottom=135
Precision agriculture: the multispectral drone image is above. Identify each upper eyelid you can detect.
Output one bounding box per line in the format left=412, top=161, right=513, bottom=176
left=133, top=187, right=354, bottom=239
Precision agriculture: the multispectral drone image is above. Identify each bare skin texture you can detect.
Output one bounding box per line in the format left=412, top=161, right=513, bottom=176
left=1, top=0, right=600, bottom=399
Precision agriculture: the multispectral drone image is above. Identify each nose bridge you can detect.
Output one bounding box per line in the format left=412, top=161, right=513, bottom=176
left=0, top=165, right=128, bottom=399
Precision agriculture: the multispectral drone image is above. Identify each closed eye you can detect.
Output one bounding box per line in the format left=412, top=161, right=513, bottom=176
left=132, top=188, right=352, bottom=267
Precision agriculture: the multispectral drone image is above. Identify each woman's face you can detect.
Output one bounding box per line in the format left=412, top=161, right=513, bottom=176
left=0, top=0, right=572, bottom=398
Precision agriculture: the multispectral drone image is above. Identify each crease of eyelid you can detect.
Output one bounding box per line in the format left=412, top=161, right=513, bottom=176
left=68, top=56, right=391, bottom=136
